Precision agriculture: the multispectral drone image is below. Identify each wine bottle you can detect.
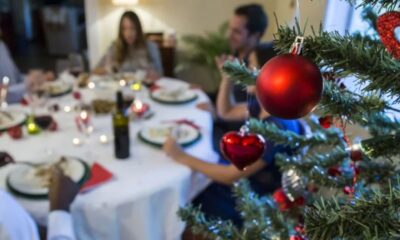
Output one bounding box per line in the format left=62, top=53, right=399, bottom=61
left=113, top=91, right=130, bottom=159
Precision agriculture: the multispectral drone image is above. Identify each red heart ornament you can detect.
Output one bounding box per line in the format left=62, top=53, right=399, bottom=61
left=220, top=131, right=265, bottom=170
left=377, top=11, right=400, bottom=60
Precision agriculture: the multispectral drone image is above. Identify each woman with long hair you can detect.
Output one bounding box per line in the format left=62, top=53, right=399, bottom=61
left=95, top=11, right=163, bottom=76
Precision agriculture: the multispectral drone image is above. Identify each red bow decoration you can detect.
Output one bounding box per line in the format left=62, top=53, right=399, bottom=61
left=149, top=84, right=161, bottom=92
left=377, top=11, right=400, bottom=60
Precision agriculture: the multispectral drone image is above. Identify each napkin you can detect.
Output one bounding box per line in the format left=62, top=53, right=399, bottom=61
left=149, top=84, right=161, bottom=92
left=80, top=162, right=113, bottom=193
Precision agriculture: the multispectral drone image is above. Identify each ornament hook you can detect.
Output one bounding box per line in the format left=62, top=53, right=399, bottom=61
left=290, top=36, right=304, bottom=55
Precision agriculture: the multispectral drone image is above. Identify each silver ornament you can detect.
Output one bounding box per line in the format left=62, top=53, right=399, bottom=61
left=282, top=169, right=306, bottom=202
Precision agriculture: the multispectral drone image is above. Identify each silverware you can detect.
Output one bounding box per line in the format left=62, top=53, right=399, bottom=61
left=0, top=111, right=14, bottom=120
left=14, top=161, right=45, bottom=167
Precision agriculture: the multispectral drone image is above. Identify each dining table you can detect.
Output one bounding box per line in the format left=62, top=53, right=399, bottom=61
left=0, top=75, right=220, bottom=240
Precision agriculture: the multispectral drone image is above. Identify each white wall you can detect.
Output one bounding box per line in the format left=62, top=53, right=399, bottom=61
left=85, top=0, right=328, bottom=68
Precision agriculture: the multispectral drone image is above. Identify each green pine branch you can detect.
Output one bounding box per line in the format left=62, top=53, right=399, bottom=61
left=178, top=180, right=291, bottom=240
left=247, top=118, right=344, bottom=149
left=361, top=133, right=400, bottom=158
left=360, top=7, right=378, bottom=32
left=221, top=60, right=395, bottom=123
left=274, top=25, right=400, bottom=102
left=358, top=158, right=398, bottom=184
left=276, top=147, right=353, bottom=188
left=343, top=0, right=400, bottom=10
left=222, top=60, right=258, bottom=85
left=305, top=186, right=400, bottom=240
left=319, top=81, right=389, bottom=122
left=359, top=113, right=400, bottom=136
left=177, top=205, right=241, bottom=240
left=275, top=146, right=348, bottom=171
left=233, top=180, right=291, bottom=239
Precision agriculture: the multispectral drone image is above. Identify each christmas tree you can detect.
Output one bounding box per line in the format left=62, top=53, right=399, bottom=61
left=178, top=0, right=400, bottom=239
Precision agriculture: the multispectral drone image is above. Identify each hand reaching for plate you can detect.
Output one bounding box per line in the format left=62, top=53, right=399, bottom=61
left=25, top=70, right=54, bottom=93
left=49, top=165, right=80, bottom=212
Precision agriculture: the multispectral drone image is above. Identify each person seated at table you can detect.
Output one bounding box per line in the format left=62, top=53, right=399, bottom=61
left=163, top=49, right=305, bottom=226
left=93, top=10, right=163, bottom=81
left=198, top=3, right=273, bottom=108
left=0, top=40, right=54, bottom=103
left=0, top=159, right=79, bottom=240
left=196, top=4, right=276, bottom=160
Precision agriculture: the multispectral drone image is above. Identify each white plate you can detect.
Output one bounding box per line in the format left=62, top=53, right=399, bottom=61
left=7, top=157, right=87, bottom=197
left=45, top=81, right=72, bottom=97
left=0, top=111, right=27, bottom=131
left=150, top=88, right=198, bottom=104
left=88, top=75, right=119, bottom=90
left=139, top=123, right=200, bottom=146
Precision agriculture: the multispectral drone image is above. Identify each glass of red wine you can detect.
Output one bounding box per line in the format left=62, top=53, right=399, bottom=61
left=68, top=53, right=85, bottom=77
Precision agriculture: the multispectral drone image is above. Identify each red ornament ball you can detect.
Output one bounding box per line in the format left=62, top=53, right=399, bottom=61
left=220, top=131, right=265, bottom=170
left=350, top=148, right=363, bottom=162
left=290, top=236, right=305, bottom=240
left=377, top=11, right=400, bottom=60
left=273, top=188, right=289, bottom=204
left=294, top=224, right=305, bottom=235
left=73, top=91, right=82, bottom=100
left=8, top=126, right=23, bottom=139
left=343, top=186, right=354, bottom=195
left=256, top=54, right=323, bottom=119
left=328, top=166, right=342, bottom=177
left=273, top=188, right=305, bottom=211
left=319, top=115, right=333, bottom=129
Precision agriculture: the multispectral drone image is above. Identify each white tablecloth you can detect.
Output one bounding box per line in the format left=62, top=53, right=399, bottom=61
left=0, top=78, right=219, bottom=240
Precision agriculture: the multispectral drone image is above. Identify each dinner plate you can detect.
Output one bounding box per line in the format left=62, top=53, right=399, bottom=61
left=0, top=111, right=27, bottom=132
left=45, top=81, right=73, bottom=97
left=6, top=156, right=89, bottom=199
left=150, top=88, right=198, bottom=104
left=138, top=123, right=201, bottom=147
left=88, top=75, right=119, bottom=90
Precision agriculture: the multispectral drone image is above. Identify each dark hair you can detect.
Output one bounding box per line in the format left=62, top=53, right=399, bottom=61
left=234, top=4, right=268, bottom=37
left=114, top=11, right=147, bottom=65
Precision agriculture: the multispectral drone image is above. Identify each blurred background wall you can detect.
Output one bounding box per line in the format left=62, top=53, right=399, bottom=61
left=84, top=0, right=327, bottom=68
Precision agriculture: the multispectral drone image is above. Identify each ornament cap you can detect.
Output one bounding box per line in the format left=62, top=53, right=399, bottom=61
left=239, top=125, right=250, bottom=135
left=290, top=36, right=305, bottom=55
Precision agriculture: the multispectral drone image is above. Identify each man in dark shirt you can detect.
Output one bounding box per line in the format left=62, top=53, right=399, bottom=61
left=199, top=4, right=276, bottom=154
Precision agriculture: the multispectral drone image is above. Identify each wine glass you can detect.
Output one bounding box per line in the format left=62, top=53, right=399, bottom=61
left=68, top=53, right=85, bottom=77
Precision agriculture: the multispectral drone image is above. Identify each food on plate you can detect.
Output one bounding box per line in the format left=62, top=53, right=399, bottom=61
left=159, top=87, right=186, bottom=100
left=92, top=99, right=116, bottom=114
left=27, top=157, right=71, bottom=187
left=44, top=81, right=71, bottom=95
left=147, top=125, right=189, bottom=139
left=77, top=73, right=90, bottom=88
left=0, top=111, right=14, bottom=125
